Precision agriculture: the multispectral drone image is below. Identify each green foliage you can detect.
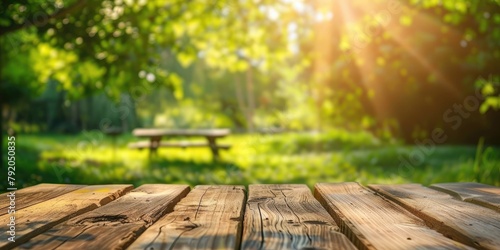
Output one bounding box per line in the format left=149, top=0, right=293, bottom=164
left=476, top=75, right=500, bottom=113
left=2, top=0, right=500, bottom=141
left=263, top=130, right=385, bottom=154
left=151, top=99, right=234, bottom=128
left=1, top=0, right=304, bottom=102
left=0, top=32, right=40, bottom=105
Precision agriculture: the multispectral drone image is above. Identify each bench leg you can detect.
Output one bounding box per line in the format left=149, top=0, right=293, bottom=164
left=149, top=147, right=158, bottom=158
left=149, top=136, right=161, bottom=158
left=207, top=137, right=220, bottom=161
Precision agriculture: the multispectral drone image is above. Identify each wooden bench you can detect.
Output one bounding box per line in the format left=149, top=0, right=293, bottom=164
left=129, top=128, right=231, bottom=160
left=128, top=141, right=231, bottom=150
left=2, top=182, right=499, bottom=249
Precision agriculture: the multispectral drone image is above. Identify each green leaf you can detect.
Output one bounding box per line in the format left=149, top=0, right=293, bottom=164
left=482, top=83, right=495, bottom=96
left=177, top=52, right=195, bottom=68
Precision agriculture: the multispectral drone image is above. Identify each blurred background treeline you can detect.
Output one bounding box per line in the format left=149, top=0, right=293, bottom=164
left=1, top=0, right=499, bottom=188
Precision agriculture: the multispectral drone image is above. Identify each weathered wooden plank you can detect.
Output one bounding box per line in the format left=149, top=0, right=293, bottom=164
left=18, top=184, right=190, bottom=250
left=315, top=182, right=472, bottom=250
left=370, top=184, right=500, bottom=250
left=0, top=184, right=132, bottom=249
left=430, top=182, right=500, bottom=213
left=128, top=185, right=245, bottom=250
left=0, top=184, right=85, bottom=216
left=241, top=184, right=356, bottom=250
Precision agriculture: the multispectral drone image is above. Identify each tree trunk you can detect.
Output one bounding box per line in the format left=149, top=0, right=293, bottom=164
left=126, top=93, right=141, bottom=130
left=235, top=74, right=248, bottom=131
left=245, top=68, right=255, bottom=132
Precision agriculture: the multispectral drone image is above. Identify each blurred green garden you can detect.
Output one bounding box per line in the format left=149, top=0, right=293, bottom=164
left=1, top=0, right=500, bottom=188
left=5, top=131, right=500, bottom=188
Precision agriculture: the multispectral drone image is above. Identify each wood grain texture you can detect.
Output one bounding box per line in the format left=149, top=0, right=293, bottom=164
left=0, top=184, right=85, bottom=216
left=128, top=185, right=246, bottom=250
left=370, top=184, right=500, bottom=250
left=0, top=184, right=132, bottom=249
left=430, top=182, right=500, bottom=212
left=241, top=184, right=356, bottom=250
left=315, top=182, right=472, bottom=250
left=17, top=184, right=190, bottom=250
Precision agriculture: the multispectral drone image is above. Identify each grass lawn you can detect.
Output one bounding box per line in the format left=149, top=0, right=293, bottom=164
left=3, top=130, right=499, bottom=189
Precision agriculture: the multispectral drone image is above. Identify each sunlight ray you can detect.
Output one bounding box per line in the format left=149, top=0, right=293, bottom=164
left=393, top=28, right=460, bottom=97
left=338, top=1, right=393, bottom=119
left=355, top=2, right=463, bottom=98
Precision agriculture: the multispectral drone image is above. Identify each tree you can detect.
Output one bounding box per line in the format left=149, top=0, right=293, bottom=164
left=1, top=0, right=308, bottom=131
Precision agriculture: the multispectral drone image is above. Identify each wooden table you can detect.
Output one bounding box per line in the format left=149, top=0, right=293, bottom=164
left=129, top=128, right=231, bottom=159
left=2, top=182, right=499, bottom=249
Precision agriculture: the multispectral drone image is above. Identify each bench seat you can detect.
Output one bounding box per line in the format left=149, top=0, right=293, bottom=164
left=128, top=141, right=231, bottom=150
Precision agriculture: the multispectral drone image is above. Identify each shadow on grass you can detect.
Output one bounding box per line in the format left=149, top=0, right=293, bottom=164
left=343, top=146, right=500, bottom=185
left=1, top=144, right=44, bottom=189
left=31, top=156, right=249, bottom=188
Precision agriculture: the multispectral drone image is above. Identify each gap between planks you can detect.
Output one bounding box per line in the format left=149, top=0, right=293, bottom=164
left=314, top=182, right=472, bottom=250
left=430, top=182, right=500, bottom=213
left=242, top=184, right=356, bottom=250
left=370, top=183, right=500, bottom=250
left=0, top=184, right=132, bottom=249
left=17, top=184, right=190, bottom=250
left=0, top=184, right=85, bottom=216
